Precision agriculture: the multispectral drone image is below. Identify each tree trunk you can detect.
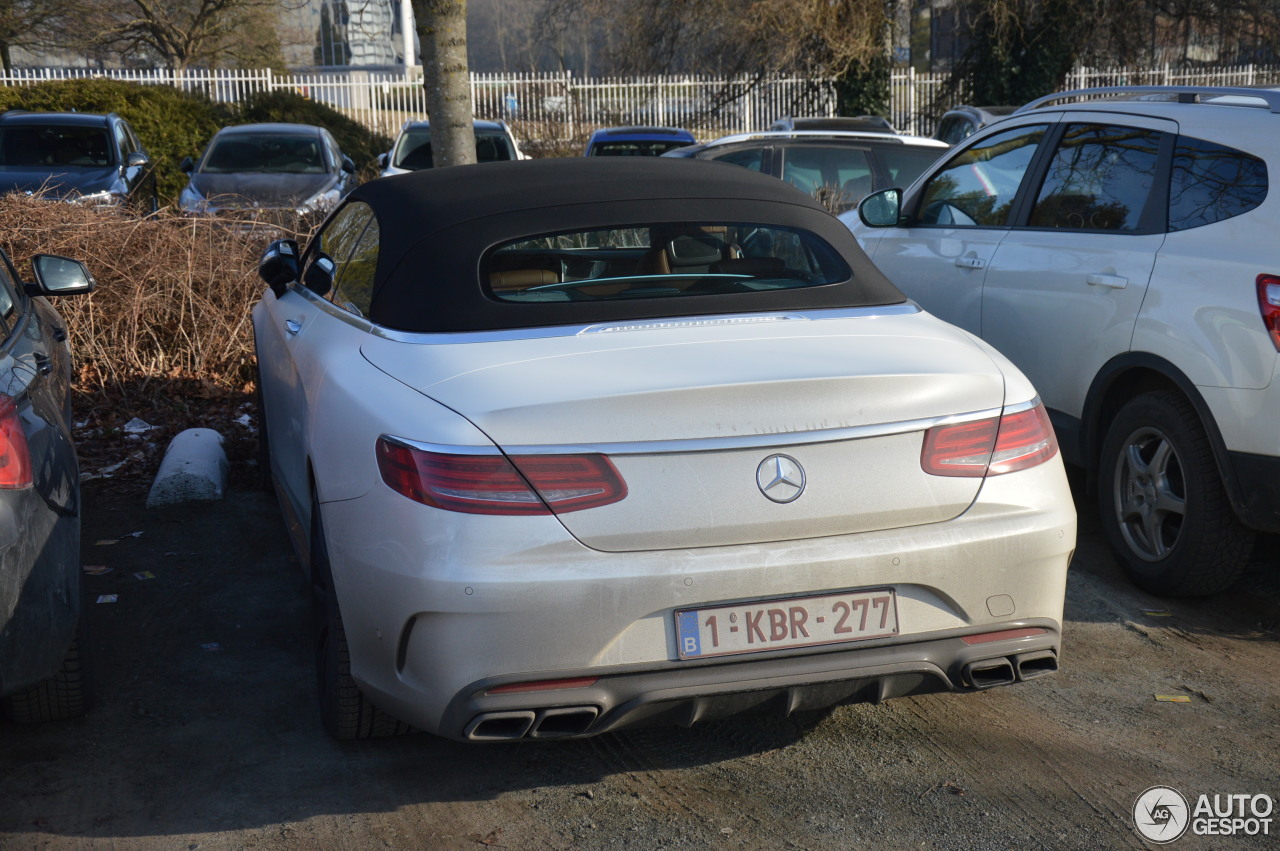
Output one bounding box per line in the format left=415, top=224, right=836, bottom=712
left=411, top=0, right=475, bottom=167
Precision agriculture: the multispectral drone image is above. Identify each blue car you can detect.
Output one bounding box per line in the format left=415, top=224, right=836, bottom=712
left=583, top=126, right=695, bottom=156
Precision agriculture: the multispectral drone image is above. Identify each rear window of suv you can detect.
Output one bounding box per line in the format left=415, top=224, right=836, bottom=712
left=1168, top=136, right=1267, bottom=231
left=485, top=222, right=851, bottom=303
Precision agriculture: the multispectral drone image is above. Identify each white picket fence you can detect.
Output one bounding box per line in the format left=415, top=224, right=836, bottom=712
left=5, top=64, right=1280, bottom=143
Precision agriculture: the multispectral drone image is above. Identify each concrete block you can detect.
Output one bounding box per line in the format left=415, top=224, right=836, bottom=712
left=147, top=428, right=228, bottom=508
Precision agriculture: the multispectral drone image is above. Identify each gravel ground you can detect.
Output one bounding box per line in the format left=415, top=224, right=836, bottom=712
left=0, top=477, right=1276, bottom=850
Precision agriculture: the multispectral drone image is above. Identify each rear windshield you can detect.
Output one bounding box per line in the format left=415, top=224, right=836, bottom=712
left=485, top=222, right=852, bottom=303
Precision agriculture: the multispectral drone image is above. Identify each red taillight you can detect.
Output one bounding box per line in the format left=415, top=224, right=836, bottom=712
left=0, top=396, right=32, bottom=489
left=375, top=438, right=626, bottom=515
left=921, top=402, right=1058, bottom=477
left=1257, top=274, right=1280, bottom=351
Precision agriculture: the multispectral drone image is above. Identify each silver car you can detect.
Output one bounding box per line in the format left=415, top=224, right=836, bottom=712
left=252, top=157, right=1075, bottom=741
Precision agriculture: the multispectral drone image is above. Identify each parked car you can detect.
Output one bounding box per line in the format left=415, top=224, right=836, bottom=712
left=178, top=123, right=356, bottom=218
left=583, top=126, right=695, bottom=156
left=770, top=115, right=897, bottom=133
left=252, top=157, right=1075, bottom=741
left=848, top=85, right=1280, bottom=597
left=0, top=110, right=157, bottom=213
left=377, top=119, right=524, bottom=176
left=0, top=250, right=95, bottom=723
left=664, top=130, right=947, bottom=212
left=932, top=105, right=1017, bottom=145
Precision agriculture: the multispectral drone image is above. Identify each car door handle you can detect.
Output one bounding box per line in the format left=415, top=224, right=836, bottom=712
left=1087, top=273, right=1128, bottom=289
left=33, top=352, right=52, bottom=375
left=285, top=319, right=302, bottom=335
left=954, top=256, right=986, bottom=270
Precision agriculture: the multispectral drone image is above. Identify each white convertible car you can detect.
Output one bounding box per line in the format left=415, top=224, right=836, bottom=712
left=252, top=157, right=1076, bottom=741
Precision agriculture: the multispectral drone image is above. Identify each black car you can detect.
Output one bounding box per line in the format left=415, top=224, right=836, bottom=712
left=0, top=250, right=95, bottom=723
left=663, top=130, right=949, bottom=212
left=0, top=110, right=157, bottom=213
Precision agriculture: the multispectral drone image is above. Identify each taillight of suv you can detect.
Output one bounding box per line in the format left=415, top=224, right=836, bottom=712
left=1257, top=274, right=1280, bottom=351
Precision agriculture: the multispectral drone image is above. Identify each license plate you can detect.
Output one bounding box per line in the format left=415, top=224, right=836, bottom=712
left=676, top=589, right=898, bottom=659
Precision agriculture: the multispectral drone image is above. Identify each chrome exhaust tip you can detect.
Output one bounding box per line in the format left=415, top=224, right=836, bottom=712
left=464, top=710, right=536, bottom=741
left=963, top=657, right=1016, bottom=689
left=529, top=706, right=599, bottom=739
left=1014, top=650, right=1058, bottom=680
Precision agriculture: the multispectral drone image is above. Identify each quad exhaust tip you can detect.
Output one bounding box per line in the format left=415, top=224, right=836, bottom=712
left=465, top=706, right=599, bottom=741
left=963, top=650, right=1059, bottom=689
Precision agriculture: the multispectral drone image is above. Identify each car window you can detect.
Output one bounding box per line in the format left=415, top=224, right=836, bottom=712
left=590, top=139, right=687, bottom=156
left=475, top=132, right=515, bottom=161
left=484, top=221, right=851, bottom=304
left=329, top=213, right=379, bottom=317
left=0, top=253, right=20, bottom=335
left=1168, top=136, right=1267, bottom=232
left=0, top=126, right=112, bottom=167
left=876, top=146, right=946, bottom=189
left=936, top=116, right=973, bottom=146
left=1028, top=124, right=1162, bottom=232
left=915, top=125, right=1047, bottom=227
left=779, top=146, right=873, bottom=203
left=304, top=201, right=376, bottom=312
left=706, top=147, right=764, bottom=171
left=114, top=122, right=134, bottom=157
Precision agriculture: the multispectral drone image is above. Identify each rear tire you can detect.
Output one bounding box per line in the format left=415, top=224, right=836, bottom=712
left=310, top=494, right=412, bottom=739
left=1, top=622, right=91, bottom=723
left=1098, top=391, right=1253, bottom=596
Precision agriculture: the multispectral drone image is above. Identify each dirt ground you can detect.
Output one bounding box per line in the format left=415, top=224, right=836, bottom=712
left=0, top=473, right=1277, bottom=850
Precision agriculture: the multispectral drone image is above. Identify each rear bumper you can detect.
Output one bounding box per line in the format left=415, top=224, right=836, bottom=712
left=441, top=621, right=1061, bottom=741
left=1226, top=450, right=1280, bottom=534
left=321, top=455, right=1075, bottom=738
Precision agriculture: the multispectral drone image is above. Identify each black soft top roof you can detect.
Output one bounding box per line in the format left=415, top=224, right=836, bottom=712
left=341, top=157, right=906, bottom=332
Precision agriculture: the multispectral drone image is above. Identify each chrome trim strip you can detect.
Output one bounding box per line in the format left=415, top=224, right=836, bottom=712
left=382, top=403, right=1022, bottom=458
left=361, top=303, right=921, bottom=344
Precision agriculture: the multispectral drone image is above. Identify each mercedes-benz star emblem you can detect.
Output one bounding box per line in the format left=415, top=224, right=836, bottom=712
left=756, top=454, right=806, bottom=503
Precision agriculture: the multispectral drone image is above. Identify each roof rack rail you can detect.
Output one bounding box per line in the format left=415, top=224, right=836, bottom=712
left=1016, top=85, right=1280, bottom=115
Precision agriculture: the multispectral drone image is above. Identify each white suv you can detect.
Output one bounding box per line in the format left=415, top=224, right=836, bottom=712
left=846, top=86, right=1280, bottom=597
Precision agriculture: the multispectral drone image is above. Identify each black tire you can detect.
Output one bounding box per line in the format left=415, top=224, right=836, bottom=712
left=1098, top=390, right=1254, bottom=596
left=310, top=494, right=412, bottom=740
left=1, top=621, right=91, bottom=723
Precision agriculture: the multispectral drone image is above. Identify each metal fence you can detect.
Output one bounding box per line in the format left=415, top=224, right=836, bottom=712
left=5, top=63, right=1280, bottom=144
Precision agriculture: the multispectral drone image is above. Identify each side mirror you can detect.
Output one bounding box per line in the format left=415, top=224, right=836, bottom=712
left=258, top=239, right=300, bottom=298
left=304, top=254, right=335, bottom=297
left=341, top=155, right=356, bottom=174
left=28, top=254, right=95, bottom=297
left=179, top=156, right=195, bottom=174
left=126, top=151, right=150, bottom=168
left=858, top=188, right=905, bottom=228
left=376, top=152, right=388, bottom=169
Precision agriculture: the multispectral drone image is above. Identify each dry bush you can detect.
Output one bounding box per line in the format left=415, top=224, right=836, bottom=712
left=0, top=195, right=300, bottom=484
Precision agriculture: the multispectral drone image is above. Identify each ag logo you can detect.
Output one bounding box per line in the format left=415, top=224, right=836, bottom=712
left=1134, top=786, right=1189, bottom=843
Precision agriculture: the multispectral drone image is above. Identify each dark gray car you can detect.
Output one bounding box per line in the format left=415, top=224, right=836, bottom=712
left=179, top=123, right=356, bottom=218
left=0, top=250, right=95, bottom=723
